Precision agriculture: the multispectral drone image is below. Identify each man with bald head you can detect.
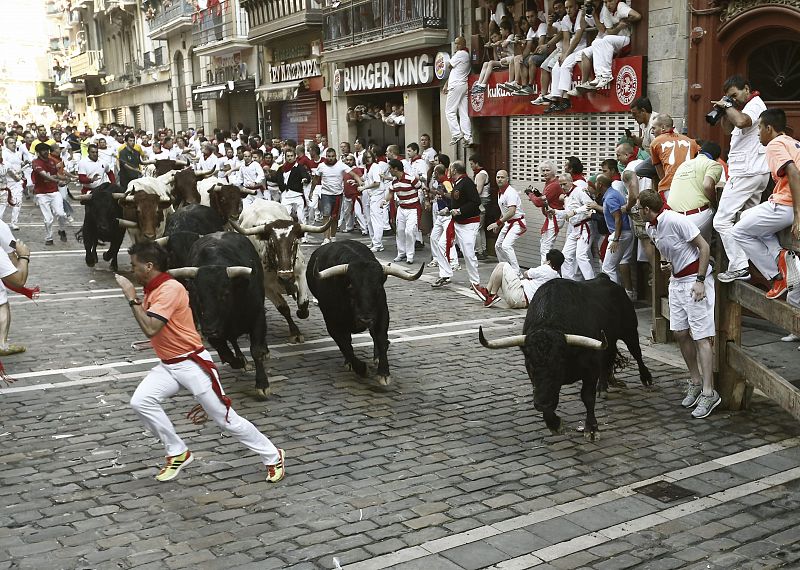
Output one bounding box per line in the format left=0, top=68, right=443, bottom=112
left=443, top=36, right=473, bottom=146
left=591, top=174, right=636, bottom=296
left=650, top=114, right=699, bottom=204
left=487, top=170, right=526, bottom=276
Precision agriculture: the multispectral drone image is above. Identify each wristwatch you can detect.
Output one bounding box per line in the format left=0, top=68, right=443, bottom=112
left=696, top=274, right=706, bottom=282
left=128, top=298, right=141, bottom=307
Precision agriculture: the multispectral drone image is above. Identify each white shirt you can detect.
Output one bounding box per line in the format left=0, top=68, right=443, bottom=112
left=196, top=153, right=218, bottom=174
left=447, top=50, right=471, bottom=86
left=228, top=157, right=243, bottom=186
left=1, top=148, right=23, bottom=190
left=217, top=156, right=234, bottom=179
left=316, top=160, right=351, bottom=195
left=646, top=209, right=703, bottom=283
left=564, top=185, right=594, bottom=225
left=167, top=146, right=182, bottom=161
left=354, top=150, right=365, bottom=168
left=403, top=157, right=428, bottom=185
left=600, top=2, right=633, bottom=37
left=240, top=161, right=265, bottom=188
left=498, top=185, right=523, bottom=220
left=728, top=95, right=769, bottom=176
left=474, top=168, right=490, bottom=199
left=152, top=150, right=170, bottom=161
left=365, top=162, right=385, bottom=197
left=562, top=10, right=588, bottom=51
left=98, top=148, right=117, bottom=175
left=141, top=145, right=156, bottom=161
left=421, top=147, right=437, bottom=168
left=521, top=264, right=560, bottom=300
left=78, top=157, right=109, bottom=189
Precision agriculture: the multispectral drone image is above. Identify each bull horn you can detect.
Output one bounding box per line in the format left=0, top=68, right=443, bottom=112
left=564, top=332, right=607, bottom=350
left=383, top=262, right=424, bottom=281
left=195, top=169, right=213, bottom=179
left=76, top=193, right=93, bottom=202
left=298, top=217, right=332, bottom=234
left=228, top=220, right=264, bottom=236
left=117, top=218, right=138, bottom=229
left=226, top=266, right=253, bottom=279
left=239, top=187, right=257, bottom=195
left=478, top=326, right=526, bottom=349
left=124, top=194, right=135, bottom=202
left=317, top=263, right=349, bottom=280
left=111, top=193, right=125, bottom=200
left=154, top=236, right=169, bottom=246
left=168, top=267, right=199, bottom=279
left=159, top=196, right=172, bottom=204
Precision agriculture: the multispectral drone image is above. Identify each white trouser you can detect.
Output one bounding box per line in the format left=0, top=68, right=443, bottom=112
left=562, top=223, right=596, bottom=280
left=369, top=192, right=387, bottom=247
left=396, top=207, right=418, bottom=260
left=487, top=262, right=528, bottom=309
left=683, top=207, right=714, bottom=245
left=445, top=83, right=472, bottom=140
left=591, top=35, right=630, bottom=78
left=713, top=173, right=770, bottom=272
left=338, top=197, right=355, bottom=231
left=0, top=184, right=23, bottom=225
left=282, top=194, right=306, bottom=224
left=731, top=201, right=793, bottom=281
left=431, top=213, right=457, bottom=276
left=550, top=49, right=584, bottom=97
left=495, top=219, right=525, bottom=275
left=601, top=230, right=635, bottom=285
left=35, top=192, right=67, bottom=240
left=476, top=197, right=490, bottom=254
left=130, top=350, right=280, bottom=465
left=306, top=184, right=321, bottom=221
left=355, top=192, right=369, bottom=233
left=440, top=221, right=480, bottom=283
left=540, top=226, right=558, bottom=266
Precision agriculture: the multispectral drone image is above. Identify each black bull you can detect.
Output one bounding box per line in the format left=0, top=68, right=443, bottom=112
left=77, top=183, right=126, bottom=271
left=306, top=241, right=423, bottom=386
left=168, top=232, right=272, bottom=400
left=479, top=276, right=652, bottom=440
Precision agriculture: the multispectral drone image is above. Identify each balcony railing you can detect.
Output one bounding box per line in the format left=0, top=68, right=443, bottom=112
left=322, top=0, right=446, bottom=51
left=149, top=0, right=195, bottom=32
left=243, top=0, right=321, bottom=32
left=69, top=50, right=103, bottom=78
left=143, top=47, right=166, bottom=69
left=193, top=1, right=249, bottom=48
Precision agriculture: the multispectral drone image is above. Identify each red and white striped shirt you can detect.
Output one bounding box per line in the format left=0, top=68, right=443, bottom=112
left=391, top=174, right=423, bottom=209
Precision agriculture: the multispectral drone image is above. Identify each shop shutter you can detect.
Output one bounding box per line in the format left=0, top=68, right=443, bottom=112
left=280, top=92, right=323, bottom=143
left=133, top=106, right=143, bottom=130
left=151, top=103, right=165, bottom=130
left=227, top=92, right=259, bottom=134
left=114, top=108, right=124, bottom=125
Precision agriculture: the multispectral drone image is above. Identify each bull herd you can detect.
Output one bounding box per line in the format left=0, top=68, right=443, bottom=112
left=79, top=160, right=654, bottom=439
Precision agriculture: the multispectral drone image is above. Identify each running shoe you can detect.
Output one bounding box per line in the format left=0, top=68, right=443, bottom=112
left=516, top=85, right=535, bottom=96
left=484, top=294, right=503, bottom=308
left=431, top=277, right=450, bottom=288
left=58, top=230, right=67, bottom=242
left=691, top=391, right=721, bottom=419
left=588, top=75, right=613, bottom=89
left=321, top=238, right=331, bottom=245
left=392, top=254, right=406, bottom=263
left=766, top=277, right=788, bottom=300
left=427, top=259, right=439, bottom=268
left=781, top=333, right=800, bottom=342
left=406, top=257, right=414, bottom=265
left=681, top=381, right=702, bottom=408
left=717, top=268, right=750, bottom=283
left=266, top=449, right=285, bottom=483
left=531, top=95, right=550, bottom=105
left=155, top=450, right=193, bottom=482
left=370, top=245, right=385, bottom=252
left=471, top=283, right=488, bottom=301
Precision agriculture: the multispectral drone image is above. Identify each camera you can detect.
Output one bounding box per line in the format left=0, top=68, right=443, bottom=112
left=585, top=1, right=594, bottom=16
left=706, top=95, right=736, bottom=126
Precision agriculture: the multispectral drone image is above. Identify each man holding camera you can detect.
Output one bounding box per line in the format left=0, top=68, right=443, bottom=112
left=711, top=75, right=770, bottom=283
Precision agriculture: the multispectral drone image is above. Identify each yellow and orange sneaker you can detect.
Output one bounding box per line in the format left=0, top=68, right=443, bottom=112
left=155, top=450, right=193, bottom=482
left=266, top=449, right=285, bottom=483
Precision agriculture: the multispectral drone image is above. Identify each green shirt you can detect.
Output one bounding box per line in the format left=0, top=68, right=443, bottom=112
left=667, top=154, right=722, bottom=212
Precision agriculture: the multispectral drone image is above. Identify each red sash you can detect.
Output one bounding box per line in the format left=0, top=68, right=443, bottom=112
left=445, top=219, right=456, bottom=262
left=162, top=347, right=232, bottom=422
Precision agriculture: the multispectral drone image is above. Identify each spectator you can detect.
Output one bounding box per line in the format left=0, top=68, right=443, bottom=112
left=667, top=141, right=723, bottom=243
left=649, top=114, right=699, bottom=205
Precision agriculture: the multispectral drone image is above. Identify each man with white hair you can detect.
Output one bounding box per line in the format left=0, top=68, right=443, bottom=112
left=529, top=160, right=565, bottom=265
left=560, top=172, right=596, bottom=280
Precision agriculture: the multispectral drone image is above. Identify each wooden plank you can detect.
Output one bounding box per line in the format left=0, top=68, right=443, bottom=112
left=716, top=278, right=748, bottom=410
left=728, top=281, right=800, bottom=336
left=651, top=248, right=669, bottom=343
left=778, top=227, right=800, bottom=253
left=727, top=343, right=800, bottom=423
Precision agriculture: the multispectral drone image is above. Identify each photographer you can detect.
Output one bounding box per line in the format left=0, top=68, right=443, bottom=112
left=711, top=75, right=770, bottom=283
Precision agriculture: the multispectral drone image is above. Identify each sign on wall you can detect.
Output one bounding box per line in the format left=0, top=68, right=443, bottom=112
left=333, top=53, right=440, bottom=94
left=207, top=52, right=248, bottom=85
left=269, top=59, right=320, bottom=84
left=468, top=56, right=645, bottom=117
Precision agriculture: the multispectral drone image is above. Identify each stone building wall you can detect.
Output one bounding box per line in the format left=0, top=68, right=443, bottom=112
left=646, top=1, right=690, bottom=130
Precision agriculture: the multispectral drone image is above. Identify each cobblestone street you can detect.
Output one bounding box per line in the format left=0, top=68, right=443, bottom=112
left=2, top=203, right=800, bottom=570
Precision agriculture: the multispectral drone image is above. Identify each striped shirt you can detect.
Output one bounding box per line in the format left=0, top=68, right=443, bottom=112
left=391, top=174, right=423, bottom=208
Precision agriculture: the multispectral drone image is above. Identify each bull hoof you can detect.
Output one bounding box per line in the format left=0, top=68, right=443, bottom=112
left=376, top=375, right=391, bottom=386
left=229, top=357, right=247, bottom=370
left=110, top=262, right=118, bottom=272
left=345, top=360, right=368, bottom=377
left=254, top=387, right=271, bottom=400
left=548, top=419, right=565, bottom=436
left=608, top=376, right=628, bottom=389
left=241, top=359, right=252, bottom=372
left=102, top=251, right=113, bottom=262
left=297, top=307, right=309, bottom=319
left=85, top=259, right=96, bottom=268
left=288, top=333, right=304, bottom=344
left=584, top=430, right=599, bottom=442
left=597, top=390, right=608, bottom=400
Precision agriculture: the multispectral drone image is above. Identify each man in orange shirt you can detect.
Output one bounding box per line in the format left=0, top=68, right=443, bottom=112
left=114, top=242, right=285, bottom=483
left=731, top=108, right=800, bottom=301
left=650, top=114, right=699, bottom=205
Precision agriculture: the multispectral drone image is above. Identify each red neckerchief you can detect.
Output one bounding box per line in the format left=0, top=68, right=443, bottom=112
left=473, top=167, right=484, bottom=176
left=453, top=173, right=466, bottom=183
left=144, top=272, right=174, bottom=296
left=572, top=173, right=586, bottom=182
left=281, top=161, right=294, bottom=173
left=612, top=173, right=621, bottom=181
left=409, top=156, right=423, bottom=163
left=746, top=90, right=760, bottom=104
left=377, top=155, right=387, bottom=163
left=498, top=183, right=509, bottom=196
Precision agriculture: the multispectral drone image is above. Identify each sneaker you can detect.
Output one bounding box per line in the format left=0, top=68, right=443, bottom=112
left=449, top=137, right=463, bottom=146
left=415, top=240, right=424, bottom=251
left=717, top=268, right=750, bottom=283
left=266, top=448, right=285, bottom=483
left=300, top=236, right=309, bottom=243
left=463, top=137, right=474, bottom=147
left=9, top=224, right=19, bottom=231
left=321, top=238, right=331, bottom=245
left=780, top=249, right=800, bottom=287
left=499, top=81, right=520, bottom=92
left=531, top=95, right=550, bottom=105
left=515, top=85, right=535, bottom=96
left=406, top=258, right=414, bottom=264
left=691, top=390, right=721, bottom=419
left=681, top=381, right=702, bottom=408
left=392, top=254, right=406, bottom=262
left=155, top=450, right=193, bottom=482
left=781, top=333, right=800, bottom=342
left=484, top=294, right=503, bottom=308
left=58, top=230, right=67, bottom=242
left=427, top=259, right=439, bottom=268
left=766, top=277, right=788, bottom=300
left=451, top=263, right=461, bottom=271
left=588, top=75, right=613, bottom=89
left=370, top=245, right=385, bottom=252
left=431, top=277, right=450, bottom=288
left=471, top=282, right=488, bottom=301
left=566, top=88, right=581, bottom=97
left=476, top=251, right=488, bottom=261
left=45, top=239, right=54, bottom=246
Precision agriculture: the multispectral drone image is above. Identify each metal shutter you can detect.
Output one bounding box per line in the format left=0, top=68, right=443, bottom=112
left=133, top=106, right=143, bottom=130
left=151, top=103, right=165, bottom=130
left=279, top=93, right=323, bottom=142
left=227, top=92, right=259, bottom=134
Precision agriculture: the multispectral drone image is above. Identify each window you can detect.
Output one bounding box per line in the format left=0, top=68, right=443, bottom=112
left=747, top=40, right=800, bottom=101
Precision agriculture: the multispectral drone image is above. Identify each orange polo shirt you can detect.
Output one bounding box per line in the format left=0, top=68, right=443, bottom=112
left=650, top=132, right=699, bottom=191
left=766, top=134, right=800, bottom=207
left=144, top=279, right=203, bottom=360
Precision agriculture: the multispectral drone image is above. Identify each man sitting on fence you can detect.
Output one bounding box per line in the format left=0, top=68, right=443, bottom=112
left=731, top=108, right=800, bottom=302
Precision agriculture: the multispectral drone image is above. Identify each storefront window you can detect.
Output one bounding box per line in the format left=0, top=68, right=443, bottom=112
left=747, top=40, right=800, bottom=102
left=346, top=96, right=405, bottom=149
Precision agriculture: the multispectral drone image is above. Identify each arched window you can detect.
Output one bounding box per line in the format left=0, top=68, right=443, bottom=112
left=747, top=40, right=800, bottom=101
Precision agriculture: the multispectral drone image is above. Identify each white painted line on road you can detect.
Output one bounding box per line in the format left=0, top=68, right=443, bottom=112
left=344, top=436, right=800, bottom=570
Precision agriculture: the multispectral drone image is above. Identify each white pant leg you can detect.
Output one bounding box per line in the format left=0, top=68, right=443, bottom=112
left=430, top=215, right=446, bottom=264
left=130, top=364, right=188, bottom=457
left=602, top=231, right=635, bottom=285
left=355, top=193, right=369, bottom=233
left=554, top=51, right=582, bottom=95
left=433, top=216, right=455, bottom=278
left=685, top=208, right=714, bottom=245
left=445, top=83, right=471, bottom=139
left=493, top=262, right=528, bottom=308
left=731, top=202, right=793, bottom=280
left=396, top=208, right=418, bottom=260
left=454, top=221, right=480, bottom=284
left=592, top=35, right=630, bottom=78
left=338, top=197, right=354, bottom=231
left=8, top=186, right=22, bottom=226
left=495, top=222, right=524, bottom=275
left=0, top=192, right=8, bottom=220
left=561, top=226, right=578, bottom=279
left=576, top=226, right=596, bottom=280
left=283, top=195, right=307, bottom=223
left=35, top=193, right=56, bottom=240
left=713, top=173, right=770, bottom=271
left=369, top=194, right=385, bottom=247
left=549, top=61, right=563, bottom=98
left=540, top=226, right=557, bottom=265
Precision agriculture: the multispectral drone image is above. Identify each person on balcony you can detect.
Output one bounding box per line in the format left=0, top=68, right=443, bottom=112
left=443, top=36, right=473, bottom=146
